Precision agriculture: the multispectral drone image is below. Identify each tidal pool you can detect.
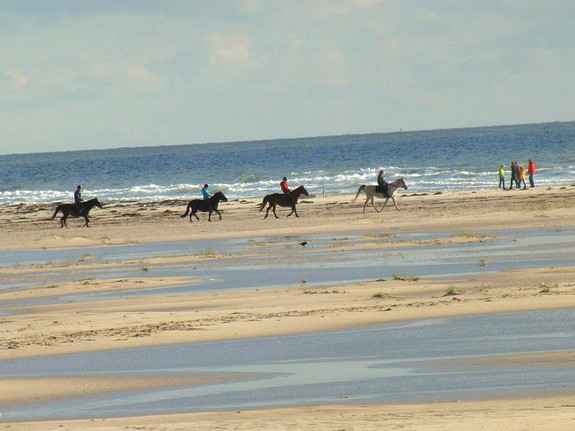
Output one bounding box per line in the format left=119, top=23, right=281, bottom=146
left=1, top=308, right=574, bottom=422
left=2, top=227, right=574, bottom=309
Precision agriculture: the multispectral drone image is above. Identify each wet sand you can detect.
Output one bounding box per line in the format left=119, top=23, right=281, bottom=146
left=1, top=186, right=575, bottom=429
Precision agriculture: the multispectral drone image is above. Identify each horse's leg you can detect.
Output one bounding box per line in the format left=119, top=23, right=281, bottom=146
left=391, top=197, right=400, bottom=211
left=214, top=209, right=222, bottom=220
left=362, top=198, right=369, bottom=213
left=370, top=196, right=379, bottom=212
left=193, top=211, right=200, bottom=221
left=380, top=198, right=389, bottom=212
left=264, top=204, right=270, bottom=219
left=61, top=215, right=67, bottom=228
left=208, top=210, right=212, bottom=222
left=272, top=204, right=279, bottom=219
left=289, top=204, right=299, bottom=217
left=84, top=216, right=90, bottom=227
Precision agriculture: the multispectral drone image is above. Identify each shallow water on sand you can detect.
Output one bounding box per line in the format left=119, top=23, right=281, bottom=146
left=1, top=227, right=574, bottom=421
left=2, top=308, right=574, bottom=421
left=2, top=227, right=574, bottom=309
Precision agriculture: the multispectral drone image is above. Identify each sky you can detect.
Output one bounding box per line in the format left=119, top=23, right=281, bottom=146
left=1, top=0, right=574, bottom=155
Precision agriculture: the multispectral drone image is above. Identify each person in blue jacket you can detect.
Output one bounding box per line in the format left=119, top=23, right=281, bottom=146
left=202, top=184, right=213, bottom=211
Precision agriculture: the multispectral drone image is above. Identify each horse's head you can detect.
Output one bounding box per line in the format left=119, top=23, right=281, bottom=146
left=397, top=178, right=408, bottom=190
left=294, top=185, right=309, bottom=196
left=214, top=191, right=228, bottom=202
left=93, top=198, right=103, bottom=208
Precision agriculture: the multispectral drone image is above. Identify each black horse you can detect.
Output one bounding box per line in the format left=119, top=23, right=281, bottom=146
left=258, top=185, right=309, bottom=219
left=181, top=191, right=228, bottom=222
left=51, top=197, right=103, bottom=228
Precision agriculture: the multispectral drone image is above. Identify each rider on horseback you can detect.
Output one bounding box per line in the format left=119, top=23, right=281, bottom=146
left=202, top=184, right=213, bottom=211
left=74, top=185, right=84, bottom=215
left=377, top=170, right=388, bottom=198
left=280, top=177, right=293, bottom=203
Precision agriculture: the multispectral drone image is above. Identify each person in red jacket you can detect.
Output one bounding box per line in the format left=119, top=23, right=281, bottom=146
left=280, top=177, right=291, bottom=194
left=528, top=159, right=536, bottom=188
left=280, top=177, right=293, bottom=204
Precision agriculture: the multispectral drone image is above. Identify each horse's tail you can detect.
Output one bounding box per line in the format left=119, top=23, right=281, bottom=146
left=351, top=185, right=366, bottom=203
left=51, top=205, right=62, bottom=220
left=258, top=196, right=269, bottom=212
left=180, top=202, right=191, bottom=218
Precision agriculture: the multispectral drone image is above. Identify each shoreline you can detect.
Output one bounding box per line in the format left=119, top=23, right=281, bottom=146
left=1, top=186, right=574, bottom=251
left=1, top=186, right=575, bottom=429
left=7, top=395, right=575, bottom=431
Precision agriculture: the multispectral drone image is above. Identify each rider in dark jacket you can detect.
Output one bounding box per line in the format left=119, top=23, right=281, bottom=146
left=74, top=185, right=84, bottom=214
left=377, top=170, right=388, bottom=197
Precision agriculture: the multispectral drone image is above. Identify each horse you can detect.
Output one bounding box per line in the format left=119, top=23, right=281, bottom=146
left=258, top=185, right=309, bottom=219
left=180, top=191, right=228, bottom=222
left=352, top=178, right=408, bottom=212
left=51, top=197, right=103, bottom=228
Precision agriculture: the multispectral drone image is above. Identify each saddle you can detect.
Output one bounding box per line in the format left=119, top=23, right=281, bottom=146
left=375, top=184, right=389, bottom=198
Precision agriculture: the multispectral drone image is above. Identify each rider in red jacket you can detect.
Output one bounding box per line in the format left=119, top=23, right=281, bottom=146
left=280, top=177, right=291, bottom=194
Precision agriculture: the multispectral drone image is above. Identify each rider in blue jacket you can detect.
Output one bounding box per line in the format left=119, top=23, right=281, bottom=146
left=202, top=184, right=213, bottom=211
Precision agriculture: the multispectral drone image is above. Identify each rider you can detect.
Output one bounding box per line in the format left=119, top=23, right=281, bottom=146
left=280, top=177, right=291, bottom=194
left=377, top=170, right=388, bottom=197
left=280, top=177, right=293, bottom=203
left=202, top=184, right=213, bottom=211
left=74, top=185, right=84, bottom=215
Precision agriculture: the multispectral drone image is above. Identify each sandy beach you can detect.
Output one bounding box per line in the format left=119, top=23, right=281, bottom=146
left=1, top=186, right=575, bottom=430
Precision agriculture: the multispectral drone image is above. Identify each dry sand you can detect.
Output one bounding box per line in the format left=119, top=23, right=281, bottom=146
left=1, top=186, right=574, bottom=430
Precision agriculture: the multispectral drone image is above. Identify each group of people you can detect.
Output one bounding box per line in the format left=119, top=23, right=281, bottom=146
left=201, top=172, right=389, bottom=204
left=75, top=161, right=530, bottom=216
left=498, top=159, right=536, bottom=190
left=199, top=177, right=295, bottom=207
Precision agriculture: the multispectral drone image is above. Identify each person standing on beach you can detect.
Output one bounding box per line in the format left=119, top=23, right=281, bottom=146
left=74, top=185, right=84, bottom=214
left=498, top=165, right=506, bottom=189
left=508, top=162, right=517, bottom=189
left=528, top=159, right=536, bottom=188
left=518, top=165, right=527, bottom=189
left=377, top=169, right=388, bottom=197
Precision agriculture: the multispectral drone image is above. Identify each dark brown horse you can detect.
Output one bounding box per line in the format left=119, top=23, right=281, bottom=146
left=181, top=191, right=228, bottom=222
left=51, top=197, right=103, bottom=228
left=258, top=185, right=309, bottom=219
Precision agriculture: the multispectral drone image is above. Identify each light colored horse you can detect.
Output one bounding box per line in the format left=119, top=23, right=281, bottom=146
left=352, top=177, right=408, bottom=212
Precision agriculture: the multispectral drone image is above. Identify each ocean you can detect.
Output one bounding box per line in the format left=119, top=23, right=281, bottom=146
left=1, top=121, right=574, bottom=205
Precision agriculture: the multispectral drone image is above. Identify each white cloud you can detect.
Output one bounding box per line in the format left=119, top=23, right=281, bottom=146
left=90, top=62, right=166, bottom=91
left=0, top=1, right=574, bottom=154
left=235, top=0, right=262, bottom=14
left=6, top=69, right=28, bottom=90
left=355, top=0, right=383, bottom=9
left=206, top=33, right=251, bottom=63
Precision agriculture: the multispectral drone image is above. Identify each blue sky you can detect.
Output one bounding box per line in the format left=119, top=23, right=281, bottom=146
left=1, top=0, right=574, bottom=155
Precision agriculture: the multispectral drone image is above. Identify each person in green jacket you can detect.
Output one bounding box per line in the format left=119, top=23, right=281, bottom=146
left=498, top=165, right=505, bottom=189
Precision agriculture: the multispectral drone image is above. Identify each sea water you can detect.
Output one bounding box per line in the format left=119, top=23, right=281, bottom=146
left=1, top=121, right=574, bottom=204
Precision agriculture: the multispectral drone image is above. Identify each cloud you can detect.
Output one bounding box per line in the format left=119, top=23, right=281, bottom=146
left=206, top=33, right=251, bottom=63
left=235, top=0, right=262, bottom=14
left=6, top=69, right=28, bottom=90
left=90, top=62, right=166, bottom=91
left=355, top=0, right=383, bottom=9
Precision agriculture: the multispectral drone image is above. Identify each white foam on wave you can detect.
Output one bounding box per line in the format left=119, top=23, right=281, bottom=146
left=1, top=165, right=574, bottom=205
